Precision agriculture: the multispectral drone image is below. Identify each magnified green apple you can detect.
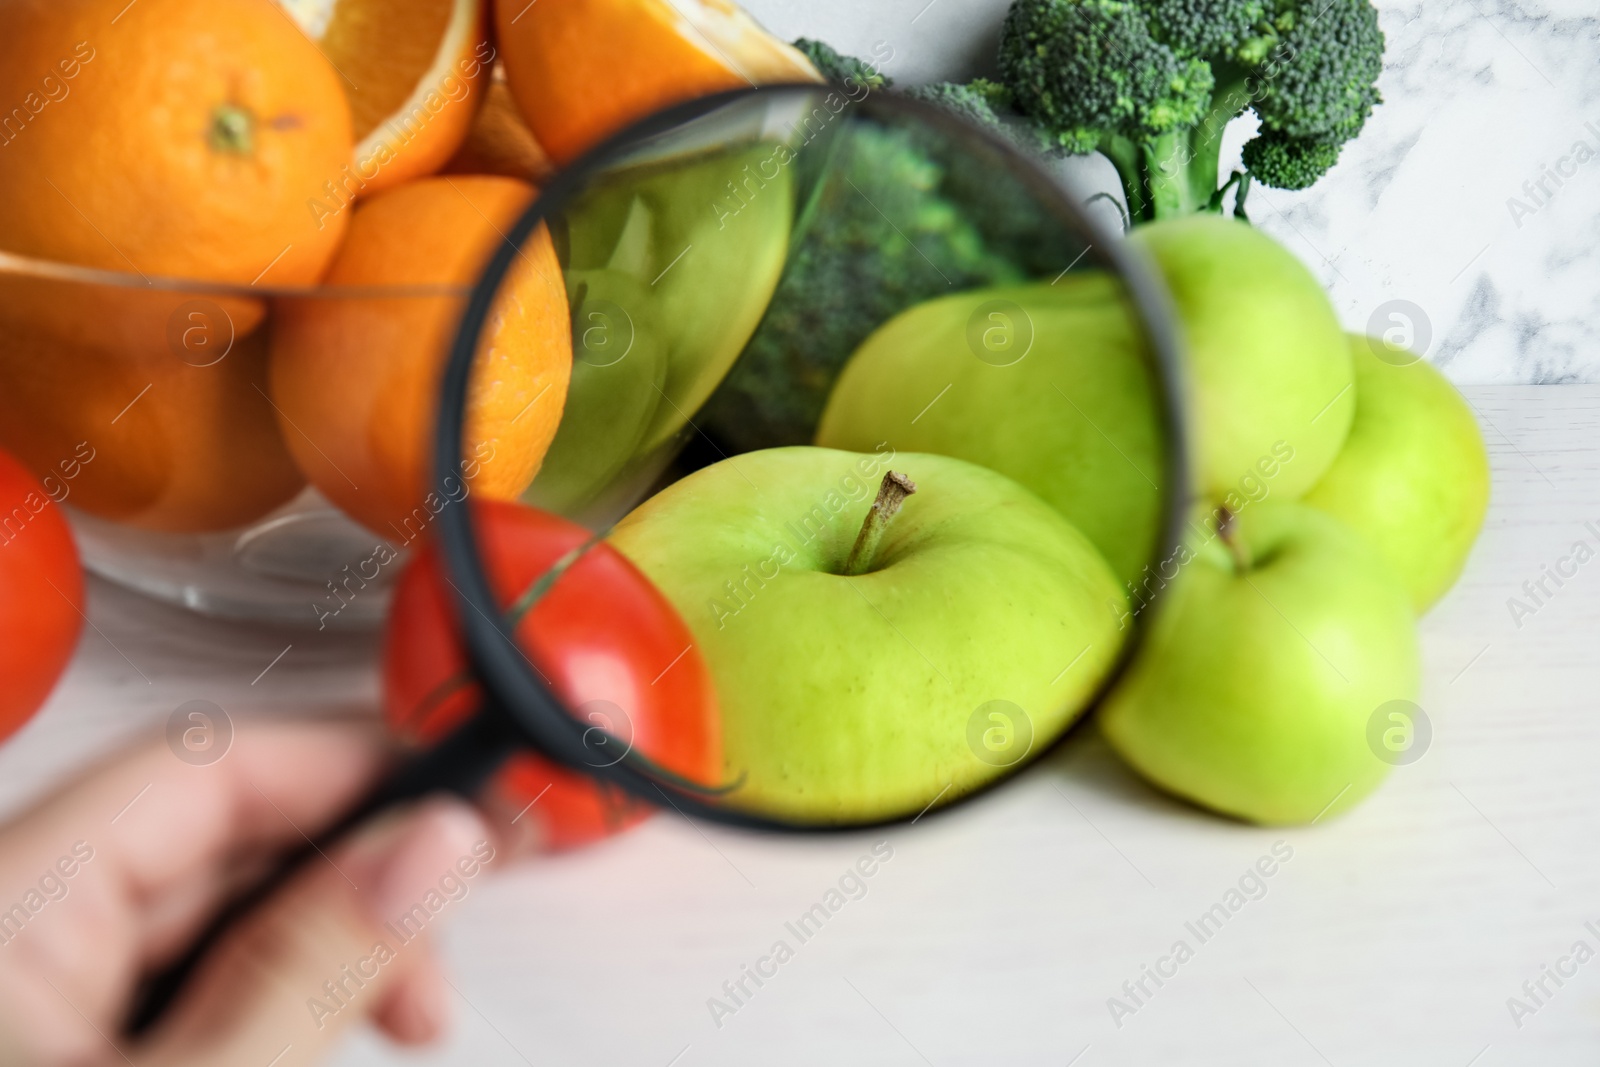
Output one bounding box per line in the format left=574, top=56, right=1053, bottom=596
left=607, top=446, right=1130, bottom=822
left=1129, top=215, right=1354, bottom=499
left=1099, top=501, right=1419, bottom=825
left=524, top=268, right=667, bottom=521
left=815, top=272, right=1162, bottom=586
left=1302, top=336, right=1489, bottom=612
left=561, top=142, right=793, bottom=457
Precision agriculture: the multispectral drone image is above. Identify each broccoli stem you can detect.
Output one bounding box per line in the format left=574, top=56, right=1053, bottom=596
left=1103, top=73, right=1252, bottom=224
left=1099, top=135, right=1149, bottom=222
left=1144, top=130, right=1211, bottom=219
left=1207, top=170, right=1252, bottom=221
left=1183, top=71, right=1252, bottom=213
left=1105, top=128, right=1221, bottom=223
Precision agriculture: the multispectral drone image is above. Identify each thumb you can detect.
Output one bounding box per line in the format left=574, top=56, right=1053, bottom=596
left=138, top=798, right=492, bottom=1067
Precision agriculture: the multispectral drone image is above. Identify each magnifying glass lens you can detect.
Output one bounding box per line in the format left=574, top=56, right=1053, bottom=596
left=449, top=88, right=1180, bottom=828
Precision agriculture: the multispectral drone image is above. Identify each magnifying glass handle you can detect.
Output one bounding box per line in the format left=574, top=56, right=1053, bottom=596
left=123, top=707, right=515, bottom=1037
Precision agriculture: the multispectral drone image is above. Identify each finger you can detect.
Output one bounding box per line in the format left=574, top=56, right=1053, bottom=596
left=0, top=720, right=390, bottom=1051
left=9, top=719, right=387, bottom=945
left=88, top=719, right=387, bottom=905
left=135, top=849, right=275, bottom=967
left=372, top=955, right=450, bottom=1046
left=139, top=798, right=491, bottom=1067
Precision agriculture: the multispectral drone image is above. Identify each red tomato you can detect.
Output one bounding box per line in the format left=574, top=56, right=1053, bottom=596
left=383, top=500, right=720, bottom=851
left=0, top=448, right=83, bottom=741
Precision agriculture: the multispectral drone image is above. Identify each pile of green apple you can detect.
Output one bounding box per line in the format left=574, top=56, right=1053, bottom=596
left=602, top=214, right=1489, bottom=826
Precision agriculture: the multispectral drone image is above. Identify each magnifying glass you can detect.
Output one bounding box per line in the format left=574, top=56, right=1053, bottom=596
left=435, top=84, right=1189, bottom=828
left=128, top=83, right=1188, bottom=1029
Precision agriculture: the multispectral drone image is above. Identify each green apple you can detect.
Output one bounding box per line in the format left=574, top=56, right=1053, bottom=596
left=814, top=272, right=1163, bottom=587
left=561, top=142, right=792, bottom=457
left=1129, top=216, right=1354, bottom=501
left=607, top=446, right=1129, bottom=822
left=1302, top=336, right=1489, bottom=612
left=1099, top=501, right=1419, bottom=825
left=815, top=217, right=1351, bottom=586
left=523, top=143, right=792, bottom=522
left=524, top=268, right=667, bottom=521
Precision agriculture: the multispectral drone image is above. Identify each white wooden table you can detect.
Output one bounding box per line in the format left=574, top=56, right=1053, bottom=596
left=2, top=385, right=1595, bottom=1067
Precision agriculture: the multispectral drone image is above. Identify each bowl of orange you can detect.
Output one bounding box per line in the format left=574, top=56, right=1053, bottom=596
left=0, top=0, right=817, bottom=624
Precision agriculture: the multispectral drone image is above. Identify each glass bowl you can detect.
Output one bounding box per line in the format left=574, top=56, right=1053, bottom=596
left=0, top=254, right=468, bottom=626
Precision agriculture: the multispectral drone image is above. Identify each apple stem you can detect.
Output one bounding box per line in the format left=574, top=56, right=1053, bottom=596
left=1216, top=507, right=1251, bottom=574
left=844, top=471, right=917, bottom=576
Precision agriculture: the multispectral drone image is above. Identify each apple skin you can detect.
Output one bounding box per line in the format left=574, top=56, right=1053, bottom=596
left=815, top=218, right=1351, bottom=585
left=525, top=268, right=668, bottom=520
left=1129, top=216, right=1353, bottom=500
left=607, top=446, right=1130, bottom=823
left=1302, top=336, right=1490, bottom=612
left=1099, top=502, right=1419, bottom=825
left=814, top=273, right=1163, bottom=587
left=561, top=143, right=792, bottom=456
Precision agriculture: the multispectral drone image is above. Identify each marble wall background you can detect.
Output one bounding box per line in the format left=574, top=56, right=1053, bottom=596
left=745, top=0, right=1600, bottom=384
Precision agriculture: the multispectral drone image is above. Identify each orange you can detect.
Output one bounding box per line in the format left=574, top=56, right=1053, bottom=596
left=0, top=0, right=352, bottom=292
left=441, top=76, right=555, bottom=185
left=493, top=0, right=821, bottom=165
left=0, top=306, right=305, bottom=532
left=269, top=175, right=571, bottom=540
left=282, top=0, right=495, bottom=198
left=0, top=0, right=349, bottom=533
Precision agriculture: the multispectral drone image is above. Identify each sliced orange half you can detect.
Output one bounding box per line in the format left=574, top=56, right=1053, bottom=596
left=494, top=0, right=823, bottom=165
left=281, top=0, right=493, bottom=195
left=441, top=71, right=556, bottom=185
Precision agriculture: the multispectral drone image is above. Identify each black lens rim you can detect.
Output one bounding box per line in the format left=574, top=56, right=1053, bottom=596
left=434, top=84, right=1191, bottom=833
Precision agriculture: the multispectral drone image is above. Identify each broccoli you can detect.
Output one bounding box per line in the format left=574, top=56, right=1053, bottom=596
left=798, top=39, right=1054, bottom=159
left=905, top=79, right=1010, bottom=132
left=698, top=119, right=1030, bottom=450
left=1240, top=129, right=1345, bottom=190
left=793, top=37, right=893, bottom=92
left=997, top=0, right=1385, bottom=220
left=693, top=6, right=1383, bottom=450
left=903, top=79, right=1062, bottom=157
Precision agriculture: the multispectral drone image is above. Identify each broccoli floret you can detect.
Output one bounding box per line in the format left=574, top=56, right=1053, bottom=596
left=794, top=37, right=892, bottom=92
left=1240, top=130, right=1343, bottom=190
left=998, top=0, right=1386, bottom=221
left=1000, top=0, right=1215, bottom=156
left=1143, top=0, right=1269, bottom=59
left=1251, top=0, right=1384, bottom=141
left=904, top=79, right=1010, bottom=132
left=903, top=79, right=1061, bottom=156
left=698, top=120, right=1029, bottom=450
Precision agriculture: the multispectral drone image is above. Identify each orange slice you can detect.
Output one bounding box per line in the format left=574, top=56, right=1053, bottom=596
left=493, top=0, right=822, bottom=165
left=441, top=73, right=556, bottom=185
left=281, top=0, right=493, bottom=196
